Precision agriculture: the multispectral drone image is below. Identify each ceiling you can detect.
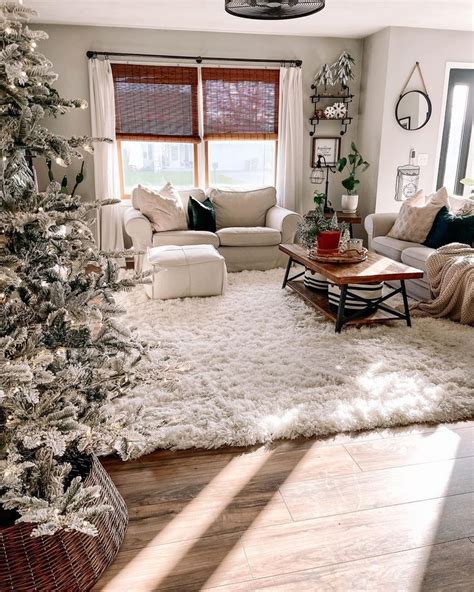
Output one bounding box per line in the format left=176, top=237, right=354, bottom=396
left=28, top=1, right=474, bottom=38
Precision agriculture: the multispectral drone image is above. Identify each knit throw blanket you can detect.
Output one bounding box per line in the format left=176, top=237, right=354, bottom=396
left=418, top=243, right=474, bottom=325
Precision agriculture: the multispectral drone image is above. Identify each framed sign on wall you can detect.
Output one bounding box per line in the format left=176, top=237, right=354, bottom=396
left=312, top=136, right=341, bottom=167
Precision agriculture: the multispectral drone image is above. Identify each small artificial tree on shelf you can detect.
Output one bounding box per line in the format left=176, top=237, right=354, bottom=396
left=0, top=1, right=158, bottom=537
left=333, top=50, right=355, bottom=88
left=313, top=63, right=334, bottom=92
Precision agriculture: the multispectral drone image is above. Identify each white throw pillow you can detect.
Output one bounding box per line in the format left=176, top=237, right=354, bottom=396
left=387, top=187, right=448, bottom=243
left=448, top=194, right=474, bottom=216
left=135, top=183, right=187, bottom=232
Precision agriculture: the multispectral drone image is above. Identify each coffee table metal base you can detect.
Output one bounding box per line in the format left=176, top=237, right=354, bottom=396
left=282, top=259, right=412, bottom=333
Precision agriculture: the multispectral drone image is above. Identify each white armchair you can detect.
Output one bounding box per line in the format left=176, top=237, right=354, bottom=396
left=124, top=187, right=302, bottom=272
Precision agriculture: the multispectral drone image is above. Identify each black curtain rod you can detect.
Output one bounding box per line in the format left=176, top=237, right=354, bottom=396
left=86, top=50, right=302, bottom=67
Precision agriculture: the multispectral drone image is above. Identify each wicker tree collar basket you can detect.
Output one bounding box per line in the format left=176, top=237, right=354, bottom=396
left=0, top=455, right=128, bottom=592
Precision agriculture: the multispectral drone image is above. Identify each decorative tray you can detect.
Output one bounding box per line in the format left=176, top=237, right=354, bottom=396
left=308, top=247, right=368, bottom=264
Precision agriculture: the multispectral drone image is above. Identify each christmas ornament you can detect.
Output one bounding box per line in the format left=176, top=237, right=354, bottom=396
left=324, top=105, right=337, bottom=119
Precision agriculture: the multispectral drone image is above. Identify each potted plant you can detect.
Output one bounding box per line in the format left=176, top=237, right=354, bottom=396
left=313, top=191, right=326, bottom=212
left=336, top=142, right=370, bottom=213
left=299, top=211, right=346, bottom=254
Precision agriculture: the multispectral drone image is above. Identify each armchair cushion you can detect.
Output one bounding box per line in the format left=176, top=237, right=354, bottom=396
left=208, top=186, right=277, bottom=230
left=217, top=227, right=281, bottom=247
left=152, top=230, right=219, bottom=248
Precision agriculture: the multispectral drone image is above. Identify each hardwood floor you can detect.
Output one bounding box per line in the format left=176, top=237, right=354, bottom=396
left=94, top=422, right=474, bottom=591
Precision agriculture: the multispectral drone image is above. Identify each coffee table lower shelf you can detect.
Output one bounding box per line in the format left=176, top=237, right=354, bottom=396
left=287, top=280, right=407, bottom=330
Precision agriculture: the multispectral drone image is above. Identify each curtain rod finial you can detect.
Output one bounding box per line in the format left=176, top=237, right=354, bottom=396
left=86, top=51, right=96, bottom=59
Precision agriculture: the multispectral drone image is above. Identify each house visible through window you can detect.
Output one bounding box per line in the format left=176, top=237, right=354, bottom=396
left=202, top=67, right=279, bottom=188
left=437, top=68, right=474, bottom=196
left=112, top=63, right=279, bottom=195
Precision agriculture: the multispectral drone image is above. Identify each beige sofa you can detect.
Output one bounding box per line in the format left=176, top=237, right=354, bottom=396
left=365, top=194, right=473, bottom=301
left=124, top=186, right=302, bottom=272
left=365, top=213, right=434, bottom=301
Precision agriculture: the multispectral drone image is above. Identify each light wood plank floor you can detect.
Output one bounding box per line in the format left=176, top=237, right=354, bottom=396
left=94, top=421, right=474, bottom=591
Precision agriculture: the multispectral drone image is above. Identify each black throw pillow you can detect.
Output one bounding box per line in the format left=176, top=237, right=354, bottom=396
left=424, top=206, right=474, bottom=248
left=188, top=196, right=216, bottom=232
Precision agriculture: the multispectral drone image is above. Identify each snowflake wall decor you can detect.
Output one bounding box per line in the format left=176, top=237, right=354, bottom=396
left=324, top=105, right=337, bottom=119
left=332, top=102, right=347, bottom=118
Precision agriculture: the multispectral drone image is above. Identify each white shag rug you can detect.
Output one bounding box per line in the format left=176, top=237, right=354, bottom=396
left=116, top=268, right=474, bottom=451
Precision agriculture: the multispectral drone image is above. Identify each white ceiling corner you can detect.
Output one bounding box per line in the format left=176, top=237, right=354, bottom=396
left=27, top=0, right=474, bottom=39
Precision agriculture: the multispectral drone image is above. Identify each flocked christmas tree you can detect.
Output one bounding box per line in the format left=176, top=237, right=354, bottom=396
left=0, top=1, right=159, bottom=536
left=333, top=50, right=355, bottom=88
left=313, top=62, right=334, bottom=91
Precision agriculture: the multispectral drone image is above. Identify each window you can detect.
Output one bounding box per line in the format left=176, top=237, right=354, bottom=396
left=112, top=64, right=200, bottom=194
left=202, top=67, right=279, bottom=188
left=207, top=140, right=276, bottom=188
left=112, top=64, right=280, bottom=195
left=119, top=140, right=195, bottom=195
left=437, top=68, right=474, bottom=196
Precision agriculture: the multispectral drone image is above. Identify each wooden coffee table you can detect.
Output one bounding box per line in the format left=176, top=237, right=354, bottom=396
left=279, top=244, right=424, bottom=333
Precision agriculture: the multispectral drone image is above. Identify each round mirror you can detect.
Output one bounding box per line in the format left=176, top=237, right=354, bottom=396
left=395, top=90, right=432, bottom=130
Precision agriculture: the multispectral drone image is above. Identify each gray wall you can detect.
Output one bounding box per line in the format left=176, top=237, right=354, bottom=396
left=358, top=29, right=391, bottom=229
left=37, top=24, right=362, bottom=215
left=359, top=27, right=474, bottom=214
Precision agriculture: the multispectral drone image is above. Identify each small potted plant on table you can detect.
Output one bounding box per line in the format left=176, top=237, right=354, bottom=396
left=299, top=211, right=347, bottom=255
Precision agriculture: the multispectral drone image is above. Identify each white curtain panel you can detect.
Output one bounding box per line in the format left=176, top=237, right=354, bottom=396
left=88, top=58, right=124, bottom=261
left=276, top=66, right=304, bottom=213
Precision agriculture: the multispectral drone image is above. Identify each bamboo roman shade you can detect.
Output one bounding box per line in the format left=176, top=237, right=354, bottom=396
left=202, top=68, right=280, bottom=140
left=112, top=64, right=200, bottom=143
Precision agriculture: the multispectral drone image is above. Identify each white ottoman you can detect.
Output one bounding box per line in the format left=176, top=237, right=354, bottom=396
left=144, top=245, right=227, bottom=300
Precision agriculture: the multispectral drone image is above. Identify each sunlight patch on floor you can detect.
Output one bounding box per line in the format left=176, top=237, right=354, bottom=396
left=100, top=450, right=278, bottom=591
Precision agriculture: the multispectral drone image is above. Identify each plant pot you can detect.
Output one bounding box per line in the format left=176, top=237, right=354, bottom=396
left=317, top=230, right=341, bottom=253
left=0, top=455, right=128, bottom=592
left=341, top=194, right=359, bottom=213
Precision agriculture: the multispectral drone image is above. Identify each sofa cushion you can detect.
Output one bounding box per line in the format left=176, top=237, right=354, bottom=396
left=448, top=194, right=474, bottom=216
left=188, top=196, right=216, bottom=232
left=132, top=182, right=176, bottom=209
left=217, top=227, right=281, bottom=247
left=423, top=207, right=474, bottom=248
left=400, top=246, right=435, bottom=273
left=387, top=187, right=448, bottom=243
left=134, top=184, right=187, bottom=232
left=208, top=187, right=277, bottom=230
left=152, top=230, right=219, bottom=248
left=178, top=189, right=207, bottom=217
left=372, top=236, right=421, bottom=262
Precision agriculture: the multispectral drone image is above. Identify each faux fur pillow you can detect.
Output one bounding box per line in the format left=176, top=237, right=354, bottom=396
left=135, top=183, right=187, bottom=232
left=387, top=187, right=448, bottom=243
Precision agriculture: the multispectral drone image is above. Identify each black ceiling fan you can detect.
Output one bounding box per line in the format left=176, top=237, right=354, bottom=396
left=225, top=0, right=326, bottom=20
